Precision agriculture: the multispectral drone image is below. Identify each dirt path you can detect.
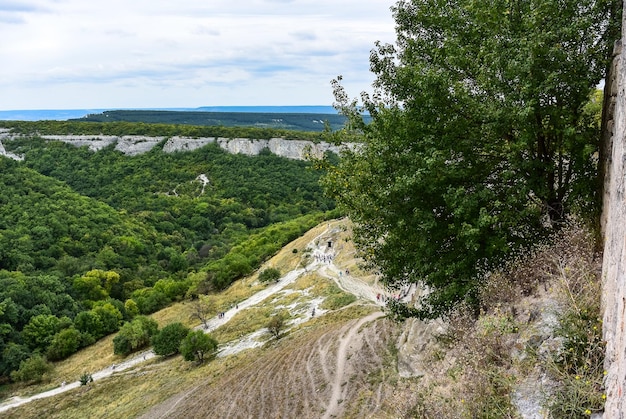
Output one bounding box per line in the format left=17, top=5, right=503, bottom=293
left=0, top=219, right=391, bottom=416
left=322, top=311, right=385, bottom=419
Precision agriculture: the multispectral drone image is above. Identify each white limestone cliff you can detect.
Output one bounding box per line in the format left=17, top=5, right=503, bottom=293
left=0, top=133, right=354, bottom=161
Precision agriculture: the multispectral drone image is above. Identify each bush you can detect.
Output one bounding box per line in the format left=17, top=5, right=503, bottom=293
left=152, top=322, right=190, bottom=356
left=1, top=343, right=31, bottom=377
left=113, top=315, right=159, bottom=356
left=74, top=310, right=105, bottom=340
left=47, top=327, right=82, bottom=361
left=180, top=330, right=218, bottom=364
left=267, top=314, right=285, bottom=339
left=80, top=372, right=94, bottom=386
left=10, top=354, right=52, bottom=383
left=131, top=288, right=170, bottom=314
left=113, top=334, right=132, bottom=356
left=258, top=267, right=281, bottom=283
left=545, top=225, right=605, bottom=417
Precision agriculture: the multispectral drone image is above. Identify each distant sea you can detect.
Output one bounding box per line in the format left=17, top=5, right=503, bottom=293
left=0, top=106, right=339, bottom=121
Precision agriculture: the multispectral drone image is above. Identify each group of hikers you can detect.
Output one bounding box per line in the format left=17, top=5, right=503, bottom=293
left=314, top=253, right=334, bottom=264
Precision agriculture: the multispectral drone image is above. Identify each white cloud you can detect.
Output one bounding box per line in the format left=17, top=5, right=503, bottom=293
left=0, top=0, right=396, bottom=109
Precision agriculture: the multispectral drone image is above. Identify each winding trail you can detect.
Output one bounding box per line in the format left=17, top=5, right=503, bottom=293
left=322, top=311, right=385, bottom=419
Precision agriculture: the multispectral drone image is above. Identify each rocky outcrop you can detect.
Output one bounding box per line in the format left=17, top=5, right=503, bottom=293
left=396, top=318, right=445, bottom=378
left=0, top=129, right=23, bottom=161
left=601, top=10, right=626, bottom=417
left=0, top=133, right=354, bottom=161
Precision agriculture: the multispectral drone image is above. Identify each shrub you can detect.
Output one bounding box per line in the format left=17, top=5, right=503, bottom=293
left=113, top=334, right=132, bottom=356
left=47, top=327, right=82, bottom=361
left=80, top=372, right=94, bottom=386
left=258, top=267, right=281, bottom=283
left=180, top=330, right=218, bottom=364
left=74, top=310, right=105, bottom=340
left=10, top=354, right=52, bottom=383
left=113, top=315, right=159, bottom=356
left=544, top=225, right=605, bottom=417
left=152, top=322, right=190, bottom=356
left=267, top=314, right=285, bottom=339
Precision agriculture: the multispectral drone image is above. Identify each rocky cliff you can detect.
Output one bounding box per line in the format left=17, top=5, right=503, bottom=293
left=0, top=129, right=23, bottom=161
left=602, top=5, right=626, bottom=416
left=0, top=132, right=355, bottom=161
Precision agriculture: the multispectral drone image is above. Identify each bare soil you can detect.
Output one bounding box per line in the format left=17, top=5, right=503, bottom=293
left=139, top=312, right=396, bottom=419
left=1, top=218, right=406, bottom=418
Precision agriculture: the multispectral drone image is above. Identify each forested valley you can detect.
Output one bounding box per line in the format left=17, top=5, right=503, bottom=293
left=0, top=122, right=337, bottom=383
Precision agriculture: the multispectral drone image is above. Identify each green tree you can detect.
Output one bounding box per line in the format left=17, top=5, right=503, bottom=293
left=21, top=314, right=65, bottom=351
left=152, top=322, right=190, bottom=356
left=10, top=354, right=52, bottom=383
left=1, top=343, right=31, bottom=377
left=113, top=315, right=158, bottom=356
left=73, top=273, right=108, bottom=303
left=266, top=314, right=285, bottom=339
left=74, top=310, right=104, bottom=339
left=180, top=330, right=218, bottom=364
left=323, top=0, right=620, bottom=318
left=73, top=270, right=120, bottom=303
left=47, top=327, right=82, bottom=361
left=124, top=299, right=140, bottom=318
left=258, top=267, right=281, bottom=283
left=92, top=302, right=123, bottom=334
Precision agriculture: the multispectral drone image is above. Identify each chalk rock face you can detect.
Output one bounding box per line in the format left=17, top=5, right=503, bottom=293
left=115, top=136, right=165, bottom=155
left=0, top=130, right=7, bottom=155
left=269, top=138, right=313, bottom=159
left=396, top=318, right=446, bottom=378
left=162, top=137, right=216, bottom=153
left=218, top=138, right=271, bottom=156
left=0, top=129, right=24, bottom=160
left=0, top=132, right=356, bottom=161
left=40, top=135, right=118, bottom=152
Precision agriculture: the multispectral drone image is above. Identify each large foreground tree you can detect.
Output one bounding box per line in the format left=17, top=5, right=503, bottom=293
left=323, top=0, right=620, bottom=318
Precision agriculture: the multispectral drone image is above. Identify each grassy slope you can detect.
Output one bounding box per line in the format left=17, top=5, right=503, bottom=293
left=0, top=219, right=396, bottom=418
left=0, top=221, right=604, bottom=418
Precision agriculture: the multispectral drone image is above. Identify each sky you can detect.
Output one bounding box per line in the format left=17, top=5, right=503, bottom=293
left=0, top=0, right=397, bottom=110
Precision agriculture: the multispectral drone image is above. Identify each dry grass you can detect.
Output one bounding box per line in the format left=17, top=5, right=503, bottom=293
left=2, top=305, right=390, bottom=419
left=3, top=218, right=398, bottom=418
left=3, top=219, right=603, bottom=419
left=2, top=349, right=261, bottom=419
left=389, top=222, right=603, bottom=418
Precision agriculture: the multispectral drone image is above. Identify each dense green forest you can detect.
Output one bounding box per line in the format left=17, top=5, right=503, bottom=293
left=1, top=119, right=327, bottom=141
left=0, top=123, right=336, bottom=382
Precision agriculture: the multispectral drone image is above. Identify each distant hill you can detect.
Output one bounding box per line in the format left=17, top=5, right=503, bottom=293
left=72, top=109, right=371, bottom=132
left=196, top=106, right=338, bottom=114
left=0, top=106, right=337, bottom=122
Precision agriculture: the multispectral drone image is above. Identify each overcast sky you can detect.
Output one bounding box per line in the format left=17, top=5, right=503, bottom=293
left=0, top=0, right=396, bottom=110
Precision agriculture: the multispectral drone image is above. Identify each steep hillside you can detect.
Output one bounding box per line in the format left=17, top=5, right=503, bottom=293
left=0, top=219, right=398, bottom=418
left=0, top=219, right=603, bottom=418
left=0, top=129, right=336, bottom=384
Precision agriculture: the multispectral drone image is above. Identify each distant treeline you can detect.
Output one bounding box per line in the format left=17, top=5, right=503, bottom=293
left=3, top=119, right=336, bottom=142
left=69, top=110, right=371, bottom=132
